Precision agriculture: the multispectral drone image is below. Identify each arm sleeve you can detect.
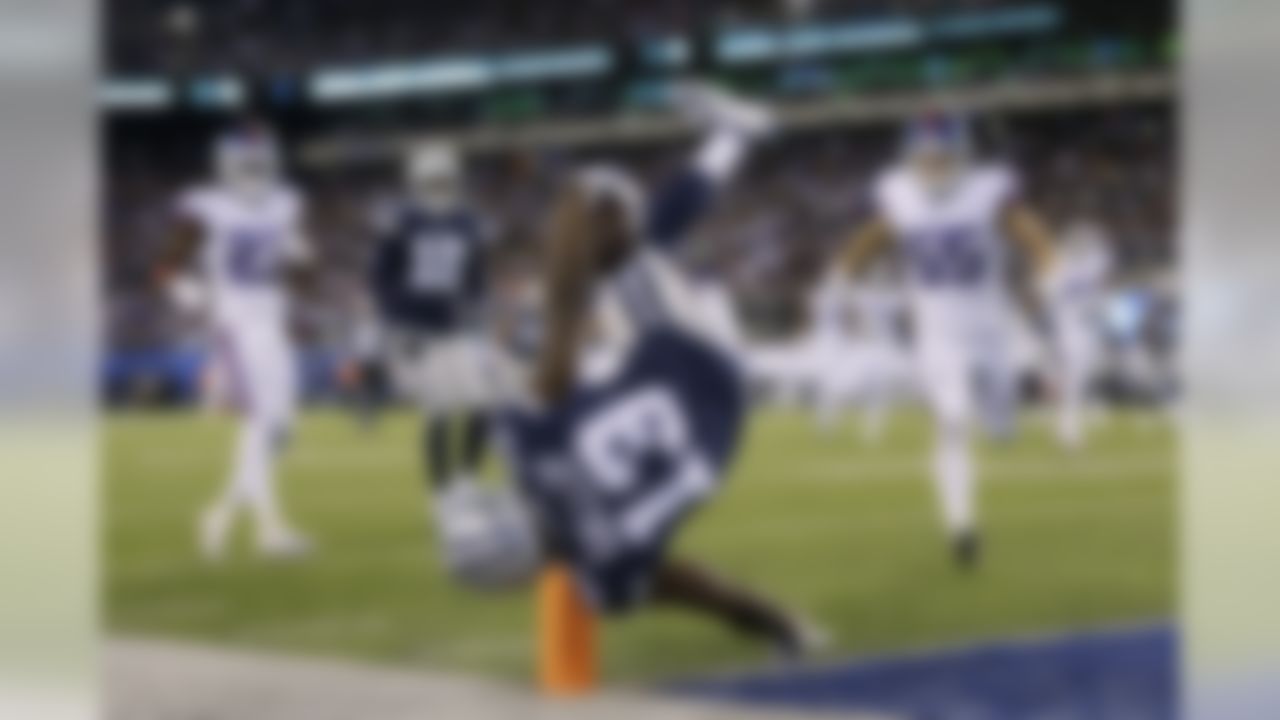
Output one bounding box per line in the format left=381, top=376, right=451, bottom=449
left=869, top=171, right=896, bottom=217
left=175, top=188, right=208, bottom=224
left=992, top=165, right=1023, bottom=209
left=280, top=191, right=315, bottom=264
left=645, top=168, right=717, bottom=250
left=476, top=213, right=500, bottom=248
left=368, top=236, right=403, bottom=321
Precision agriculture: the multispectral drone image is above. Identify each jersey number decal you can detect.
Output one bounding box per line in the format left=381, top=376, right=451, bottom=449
left=409, top=233, right=467, bottom=292
left=227, top=229, right=277, bottom=285
left=574, top=386, right=715, bottom=547
left=908, top=227, right=988, bottom=286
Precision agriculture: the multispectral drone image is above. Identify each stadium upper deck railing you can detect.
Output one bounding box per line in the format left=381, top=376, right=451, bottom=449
left=301, top=69, right=1175, bottom=166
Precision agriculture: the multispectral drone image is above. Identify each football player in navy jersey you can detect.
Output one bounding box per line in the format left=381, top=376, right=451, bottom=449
left=370, top=143, right=506, bottom=494
left=435, top=83, right=828, bottom=658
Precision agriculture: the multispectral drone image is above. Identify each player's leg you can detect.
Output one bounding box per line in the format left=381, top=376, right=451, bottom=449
left=423, top=334, right=492, bottom=487
left=199, top=324, right=300, bottom=559
left=1056, top=347, right=1084, bottom=450
left=411, top=338, right=462, bottom=490
left=974, top=320, right=1018, bottom=442
left=198, top=326, right=255, bottom=560
left=874, top=345, right=904, bottom=441
left=810, top=338, right=843, bottom=433
left=1055, top=322, right=1092, bottom=450
left=459, top=413, right=489, bottom=477
left=455, top=334, right=495, bottom=480
left=249, top=326, right=310, bottom=557
left=423, top=412, right=485, bottom=488
left=351, top=358, right=388, bottom=431
left=614, top=87, right=775, bottom=354
left=424, top=414, right=454, bottom=489
left=918, top=333, right=981, bottom=569
left=199, top=419, right=254, bottom=560
left=856, top=342, right=890, bottom=443
left=651, top=556, right=828, bottom=658
left=646, top=83, right=775, bottom=251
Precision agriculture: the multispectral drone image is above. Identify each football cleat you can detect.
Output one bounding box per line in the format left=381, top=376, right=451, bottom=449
left=774, top=612, right=833, bottom=662
left=259, top=526, right=314, bottom=560
left=670, top=80, right=777, bottom=141
left=197, top=504, right=234, bottom=562
left=952, top=530, right=983, bottom=572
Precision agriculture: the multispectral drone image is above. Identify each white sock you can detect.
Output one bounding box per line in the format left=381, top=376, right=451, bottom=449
left=693, top=130, right=750, bottom=184
left=1058, top=374, right=1084, bottom=449
left=815, top=392, right=840, bottom=433
left=862, top=380, right=888, bottom=442
left=227, top=419, right=287, bottom=533
left=932, top=422, right=975, bottom=537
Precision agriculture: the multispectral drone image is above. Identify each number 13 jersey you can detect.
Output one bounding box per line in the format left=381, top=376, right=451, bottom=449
left=503, top=327, right=746, bottom=612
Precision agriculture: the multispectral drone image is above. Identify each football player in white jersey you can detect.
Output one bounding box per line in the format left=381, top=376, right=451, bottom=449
left=839, top=113, right=1055, bottom=569
left=156, top=122, right=314, bottom=560
left=848, top=266, right=910, bottom=443
left=805, top=270, right=858, bottom=433
left=1042, top=217, right=1114, bottom=450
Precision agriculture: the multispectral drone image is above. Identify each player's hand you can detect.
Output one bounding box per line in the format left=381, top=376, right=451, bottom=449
left=1037, top=265, right=1070, bottom=302
left=534, top=362, right=573, bottom=405
left=337, top=360, right=363, bottom=391
left=166, top=274, right=208, bottom=314
left=1040, top=373, right=1061, bottom=404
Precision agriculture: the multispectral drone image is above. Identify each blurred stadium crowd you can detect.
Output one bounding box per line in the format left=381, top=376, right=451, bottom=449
left=108, top=0, right=1133, bottom=74
left=102, top=0, right=1176, bottom=405
left=106, top=109, right=1173, bottom=340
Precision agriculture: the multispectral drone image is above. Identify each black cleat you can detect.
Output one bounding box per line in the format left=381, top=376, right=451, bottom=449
left=952, top=531, right=983, bottom=572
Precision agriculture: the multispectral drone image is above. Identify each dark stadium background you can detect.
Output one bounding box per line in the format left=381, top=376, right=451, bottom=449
left=103, top=1, right=1175, bottom=404
left=101, top=8, right=1178, bottom=715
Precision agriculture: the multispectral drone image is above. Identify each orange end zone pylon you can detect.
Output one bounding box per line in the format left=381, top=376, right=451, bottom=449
left=537, top=564, right=597, bottom=696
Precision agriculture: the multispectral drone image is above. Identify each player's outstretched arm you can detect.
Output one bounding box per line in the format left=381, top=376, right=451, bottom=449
left=1003, top=202, right=1056, bottom=280
left=533, top=187, right=596, bottom=404
left=281, top=206, right=321, bottom=295
left=152, top=212, right=208, bottom=313
left=839, top=216, right=893, bottom=277
left=282, top=245, right=319, bottom=296
left=153, top=214, right=202, bottom=287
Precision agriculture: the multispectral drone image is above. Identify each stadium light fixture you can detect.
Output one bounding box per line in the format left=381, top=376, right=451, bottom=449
left=98, top=79, right=173, bottom=112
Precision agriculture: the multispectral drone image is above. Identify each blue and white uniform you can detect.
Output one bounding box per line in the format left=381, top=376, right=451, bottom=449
left=1046, top=222, right=1113, bottom=375
left=1044, top=220, right=1113, bottom=447
left=179, top=184, right=308, bottom=425
left=874, top=163, right=1020, bottom=429
left=504, top=171, right=747, bottom=612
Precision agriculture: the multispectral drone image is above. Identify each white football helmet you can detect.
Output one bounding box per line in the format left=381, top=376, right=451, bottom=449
left=433, top=480, right=542, bottom=590
left=406, top=142, right=464, bottom=212
left=902, top=112, right=973, bottom=195
left=575, top=163, right=645, bottom=234
left=214, top=125, right=281, bottom=200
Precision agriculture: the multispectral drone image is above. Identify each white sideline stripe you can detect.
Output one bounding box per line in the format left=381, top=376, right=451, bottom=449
left=105, top=637, right=894, bottom=720
left=126, top=444, right=1170, bottom=483
left=780, top=456, right=1171, bottom=483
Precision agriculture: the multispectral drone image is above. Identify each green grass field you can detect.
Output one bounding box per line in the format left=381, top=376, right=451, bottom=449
left=105, top=408, right=1174, bottom=685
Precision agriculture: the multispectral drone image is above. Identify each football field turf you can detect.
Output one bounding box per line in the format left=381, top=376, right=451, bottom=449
left=105, top=407, right=1174, bottom=685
